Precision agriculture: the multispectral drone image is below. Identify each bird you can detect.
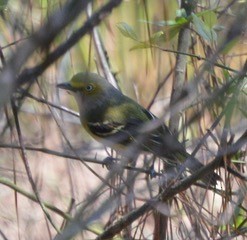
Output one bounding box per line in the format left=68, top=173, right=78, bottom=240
left=57, top=72, right=220, bottom=185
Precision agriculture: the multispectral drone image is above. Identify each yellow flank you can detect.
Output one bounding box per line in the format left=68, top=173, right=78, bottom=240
left=104, top=101, right=148, bottom=123
left=104, top=104, right=126, bottom=123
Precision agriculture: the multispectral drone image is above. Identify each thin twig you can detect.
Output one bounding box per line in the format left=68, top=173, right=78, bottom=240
left=11, top=99, right=60, bottom=232
left=0, top=177, right=71, bottom=220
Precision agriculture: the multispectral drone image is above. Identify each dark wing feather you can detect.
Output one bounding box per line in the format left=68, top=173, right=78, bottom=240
left=139, top=108, right=188, bottom=160
left=87, top=105, right=187, bottom=160
left=87, top=119, right=143, bottom=146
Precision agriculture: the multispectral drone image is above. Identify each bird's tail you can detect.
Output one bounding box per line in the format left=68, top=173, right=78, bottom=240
left=175, top=152, right=221, bottom=186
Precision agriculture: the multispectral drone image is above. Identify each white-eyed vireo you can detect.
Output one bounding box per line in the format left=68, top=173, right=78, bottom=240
left=57, top=72, right=220, bottom=185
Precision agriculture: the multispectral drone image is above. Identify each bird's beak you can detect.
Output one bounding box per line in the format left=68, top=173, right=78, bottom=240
left=57, top=82, right=76, bottom=92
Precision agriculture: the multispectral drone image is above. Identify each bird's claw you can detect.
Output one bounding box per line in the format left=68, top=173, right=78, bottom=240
left=102, top=156, right=116, bottom=170
left=148, top=164, right=158, bottom=179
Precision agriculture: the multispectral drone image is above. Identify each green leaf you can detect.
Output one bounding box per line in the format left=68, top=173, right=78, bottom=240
left=150, top=31, right=166, bottom=44
left=167, top=25, right=182, bottom=40
left=116, top=22, right=138, bottom=41
left=221, top=38, right=239, bottom=54
left=196, top=9, right=217, bottom=18
left=192, top=13, right=217, bottom=42
left=130, top=29, right=176, bottom=49
left=202, top=10, right=217, bottom=29
left=130, top=42, right=151, bottom=51
left=139, top=17, right=188, bottom=27
left=175, top=17, right=189, bottom=25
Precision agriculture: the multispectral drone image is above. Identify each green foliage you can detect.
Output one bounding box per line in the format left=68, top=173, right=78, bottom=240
left=235, top=207, right=247, bottom=229
left=118, top=8, right=219, bottom=50
left=116, top=22, right=138, bottom=41
left=192, top=12, right=217, bottom=42
left=117, top=22, right=166, bottom=50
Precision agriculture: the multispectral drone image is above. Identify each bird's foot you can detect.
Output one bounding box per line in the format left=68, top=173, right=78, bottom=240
left=102, top=156, right=117, bottom=170
left=147, top=164, right=158, bottom=179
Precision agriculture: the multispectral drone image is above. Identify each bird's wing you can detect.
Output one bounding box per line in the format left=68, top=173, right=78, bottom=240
left=87, top=118, right=142, bottom=146
left=85, top=98, right=152, bottom=145
left=86, top=101, right=186, bottom=160
left=139, top=108, right=187, bottom=160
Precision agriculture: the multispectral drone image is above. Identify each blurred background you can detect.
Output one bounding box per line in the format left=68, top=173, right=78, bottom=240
left=0, top=0, right=246, bottom=239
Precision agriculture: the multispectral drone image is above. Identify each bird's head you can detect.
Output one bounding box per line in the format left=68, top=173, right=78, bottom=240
left=57, top=72, right=113, bottom=98
left=57, top=72, right=119, bottom=116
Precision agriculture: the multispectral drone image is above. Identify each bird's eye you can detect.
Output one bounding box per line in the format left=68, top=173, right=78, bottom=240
left=85, top=84, right=94, bottom=92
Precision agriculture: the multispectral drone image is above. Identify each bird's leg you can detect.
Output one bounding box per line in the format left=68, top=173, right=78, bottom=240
left=102, top=148, right=120, bottom=169
left=147, top=155, right=158, bottom=178
left=102, top=156, right=118, bottom=169
left=157, top=158, right=183, bottom=186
